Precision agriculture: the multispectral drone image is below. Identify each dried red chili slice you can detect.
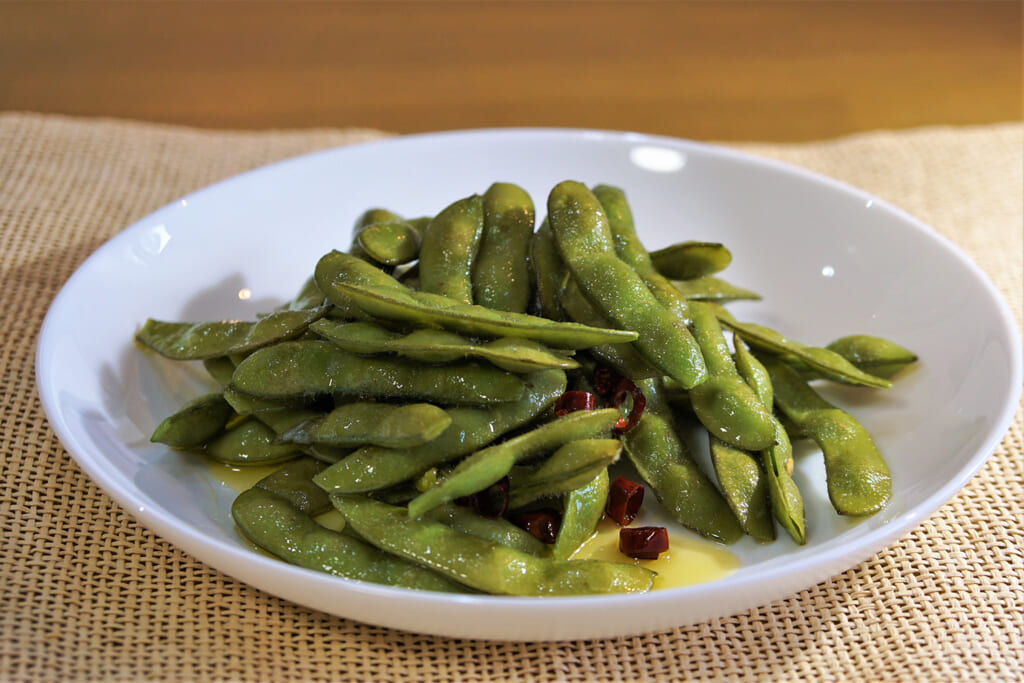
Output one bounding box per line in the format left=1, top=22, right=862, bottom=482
left=509, top=508, right=562, bottom=544
left=619, top=526, right=669, bottom=560
left=592, top=366, right=620, bottom=398
left=453, top=476, right=509, bottom=520
left=591, top=366, right=646, bottom=433
left=611, top=380, right=646, bottom=434
left=554, top=391, right=596, bottom=417
left=606, top=476, right=644, bottom=526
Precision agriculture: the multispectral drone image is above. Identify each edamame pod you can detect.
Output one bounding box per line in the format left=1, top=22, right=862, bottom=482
left=551, top=469, right=609, bottom=560
left=204, top=418, right=301, bottom=466
left=733, top=339, right=806, bottom=543
left=136, top=306, right=328, bottom=361
left=314, top=250, right=636, bottom=349
left=151, top=393, right=235, bottom=448
left=592, top=185, right=774, bottom=449
left=686, top=301, right=776, bottom=451
left=280, top=402, right=452, bottom=448
left=547, top=181, right=706, bottom=387
left=222, top=387, right=305, bottom=416
left=621, top=379, right=744, bottom=543
left=348, top=208, right=404, bottom=265
left=202, top=357, right=237, bottom=386
left=247, top=407, right=325, bottom=440
left=223, top=387, right=348, bottom=462
left=593, top=183, right=709, bottom=327
left=311, top=319, right=578, bottom=372
left=233, top=488, right=468, bottom=592
left=733, top=338, right=773, bottom=409
left=251, top=456, right=331, bottom=514
left=406, top=408, right=621, bottom=518
left=406, top=216, right=432, bottom=237
left=529, top=220, right=569, bottom=320
left=418, top=194, right=484, bottom=303
left=357, top=221, right=422, bottom=266
left=672, top=276, right=761, bottom=302
left=708, top=438, right=775, bottom=542
left=650, top=241, right=733, bottom=280
left=425, top=504, right=547, bottom=556
left=314, top=369, right=566, bottom=493
left=331, top=496, right=654, bottom=595
left=713, top=306, right=893, bottom=389
left=761, top=354, right=892, bottom=516
left=230, top=340, right=524, bottom=405
left=795, top=334, right=917, bottom=380
left=560, top=278, right=662, bottom=380
left=506, top=439, right=621, bottom=510
left=761, top=418, right=806, bottom=544
left=472, top=182, right=535, bottom=313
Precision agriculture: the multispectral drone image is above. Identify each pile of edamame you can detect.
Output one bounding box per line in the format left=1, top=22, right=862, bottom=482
left=138, top=181, right=917, bottom=596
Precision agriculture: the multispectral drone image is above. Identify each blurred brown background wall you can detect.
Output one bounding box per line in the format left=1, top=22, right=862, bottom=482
left=1, top=0, right=1020, bottom=141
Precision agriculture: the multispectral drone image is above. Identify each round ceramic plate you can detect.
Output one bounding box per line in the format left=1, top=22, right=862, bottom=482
left=36, top=129, right=1021, bottom=640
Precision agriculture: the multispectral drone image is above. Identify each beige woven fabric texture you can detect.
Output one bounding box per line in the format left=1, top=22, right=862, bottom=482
left=1, top=113, right=1021, bottom=682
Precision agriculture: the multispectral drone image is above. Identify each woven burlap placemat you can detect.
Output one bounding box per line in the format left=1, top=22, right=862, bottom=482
left=1, top=113, right=1021, bottom=682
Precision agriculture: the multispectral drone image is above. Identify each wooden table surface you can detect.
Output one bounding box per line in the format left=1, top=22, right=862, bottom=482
left=2, top=1, right=1020, bottom=141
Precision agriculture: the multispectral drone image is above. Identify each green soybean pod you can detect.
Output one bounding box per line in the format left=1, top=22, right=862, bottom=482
left=733, top=339, right=806, bottom=544
left=136, top=306, right=328, bottom=361
left=707, top=438, right=775, bottom=542
left=592, top=185, right=773, bottom=451
left=560, top=278, right=662, bottom=381
left=820, top=334, right=918, bottom=380
left=547, top=181, right=706, bottom=388
left=357, top=221, right=422, bottom=267
left=233, top=488, right=469, bottom=593
left=314, top=369, right=566, bottom=493
left=252, top=456, right=331, bottom=514
left=761, top=354, right=892, bottom=516
left=204, top=418, right=301, bottom=466
left=406, top=216, right=432, bottom=238
left=473, top=182, right=536, bottom=313
left=650, top=241, right=733, bottom=280
left=230, top=340, right=524, bottom=405
left=280, top=402, right=452, bottom=449
left=406, top=408, right=621, bottom=518
left=314, top=250, right=636, bottom=349
left=761, top=418, right=806, bottom=544
left=713, top=305, right=893, bottom=389
left=151, top=393, right=235, bottom=448
left=506, top=439, right=620, bottom=510
left=530, top=220, right=570, bottom=320
left=592, top=183, right=708, bottom=327
left=621, top=379, right=744, bottom=544
left=425, top=504, right=548, bottom=556
left=240, top=405, right=322, bottom=439
left=686, top=301, right=776, bottom=451
left=394, top=262, right=421, bottom=290
left=311, top=319, right=578, bottom=373
left=551, top=469, right=609, bottom=560
left=672, top=276, right=761, bottom=302
left=349, top=208, right=404, bottom=264
left=332, top=496, right=654, bottom=596
left=222, top=386, right=304, bottom=416
left=418, top=194, right=484, bottom=303
left=202, top=357, right=237, bottom=386
left=221, top=387, right=347, bottom=463
left=733, top=337, right=773, bottom=409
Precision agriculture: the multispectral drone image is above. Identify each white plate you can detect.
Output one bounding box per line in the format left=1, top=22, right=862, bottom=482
left=36, top=129, right=1022, bottom=640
